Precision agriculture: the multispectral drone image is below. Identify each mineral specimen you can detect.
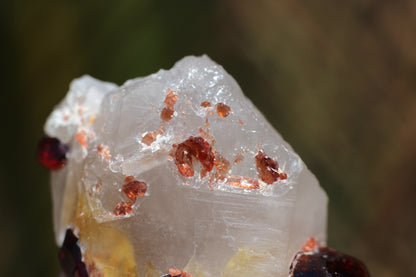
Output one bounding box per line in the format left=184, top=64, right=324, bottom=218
left=43, top=56, right=329, bottom=276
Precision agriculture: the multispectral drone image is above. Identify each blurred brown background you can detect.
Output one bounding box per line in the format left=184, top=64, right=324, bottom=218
left=1, top=1, right=415, bottom=276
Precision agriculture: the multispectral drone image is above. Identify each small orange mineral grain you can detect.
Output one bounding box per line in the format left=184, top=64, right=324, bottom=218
left=161, top=107, right=175, bottom=121
left=215, top=103, right=231, bottom=118
left=121, top=178, right=147, bottom=202
left=113, top=201, right=133, bottom=216
left=200, top=101, right=211, bottom=107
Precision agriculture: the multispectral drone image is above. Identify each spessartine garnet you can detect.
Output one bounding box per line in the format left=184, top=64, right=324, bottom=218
left=255, top=149, right=280, bottom=184
left=121, top=178, right=147, bottom=202
left=37, top=136, right=68, bottom=170
left=59, top=229, right=89, bottom=277
left=215, top=103, right=231, bottom=118
left=289, top=245, right=370, bottom=277
left=174, top=136, right=215, bottom=177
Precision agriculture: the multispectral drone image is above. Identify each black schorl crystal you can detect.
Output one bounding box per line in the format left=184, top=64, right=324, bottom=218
left=58, top=229, right=89, bottom=277
left=289, top=246, right=370, bottom=277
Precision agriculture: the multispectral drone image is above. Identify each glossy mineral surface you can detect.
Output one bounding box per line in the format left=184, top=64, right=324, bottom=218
left=37, top=137, right=68, bottom=170
left=289, top=239, right=370, bottom=277
left=44, top=55, right=328, bottom=277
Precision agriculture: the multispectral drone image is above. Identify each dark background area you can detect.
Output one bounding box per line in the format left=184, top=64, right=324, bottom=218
left=1, top=1, right=415, bottom=276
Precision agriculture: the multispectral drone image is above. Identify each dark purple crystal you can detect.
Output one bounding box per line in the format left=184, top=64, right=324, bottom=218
left=37, top=136, right=68, bottom=170
left=289, top=246, right=370, bottom=277
left=58, top=229, right=89, bottom=277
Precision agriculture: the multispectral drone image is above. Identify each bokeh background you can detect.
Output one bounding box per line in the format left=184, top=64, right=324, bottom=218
left=1, top=1, right=415, bottom=276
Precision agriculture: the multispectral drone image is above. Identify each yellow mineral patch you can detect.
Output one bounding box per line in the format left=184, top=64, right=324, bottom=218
left=88, top=114, right=97, bottom=125
left=74, top=195, right=138, bottom=277
left=183, top=260, right=207, bottom=277
left=142, top=261, right=161, bottom=277
left=222, top=247, right=268, bottom=277
left=182, top=248, right=268, bottom=277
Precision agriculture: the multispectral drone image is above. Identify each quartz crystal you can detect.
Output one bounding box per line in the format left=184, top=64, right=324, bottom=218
left=44, top=55, right=328, bottom=277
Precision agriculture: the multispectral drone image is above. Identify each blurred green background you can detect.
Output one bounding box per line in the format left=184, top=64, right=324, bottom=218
left=1, top=1, right=415, bottom=276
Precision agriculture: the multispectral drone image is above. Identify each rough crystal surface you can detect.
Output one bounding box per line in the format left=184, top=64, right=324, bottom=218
left=45, top=55, right=328, bottom=277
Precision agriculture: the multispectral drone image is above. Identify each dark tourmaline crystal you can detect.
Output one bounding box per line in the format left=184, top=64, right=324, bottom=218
left=289, top=246, right=370, bottom=277
left=59, top=229, right=88, bottom=277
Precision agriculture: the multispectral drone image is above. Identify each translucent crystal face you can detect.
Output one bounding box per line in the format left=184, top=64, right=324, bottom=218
left=45, top=55, right=328, bottom=277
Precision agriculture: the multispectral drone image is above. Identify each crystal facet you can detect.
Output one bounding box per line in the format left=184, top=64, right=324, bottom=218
left=44, top=55, right=328, bottom=277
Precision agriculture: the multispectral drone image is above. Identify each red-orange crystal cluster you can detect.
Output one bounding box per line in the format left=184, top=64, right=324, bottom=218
left=113, top=201, right=133, bottom=216
left=161, top=89, right=178, bottom=121
left=113, top=176, right=148, bottom=216
left=174, top=136, right=215, bottom=177
left=255, top=149, right=280, bottom=184
left=121, top=177, right=147, bottom=202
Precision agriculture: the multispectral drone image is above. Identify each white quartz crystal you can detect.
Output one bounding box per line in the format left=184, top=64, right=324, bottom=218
left=45, top=55, right=327, bottom=277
